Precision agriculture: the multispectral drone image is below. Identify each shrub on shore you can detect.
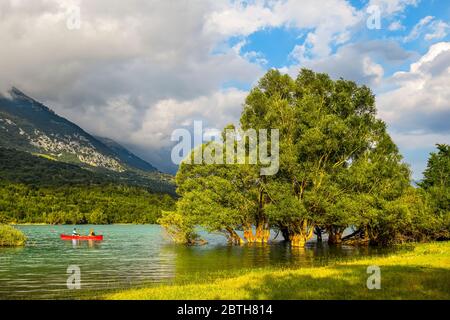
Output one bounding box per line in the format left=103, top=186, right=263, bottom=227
left=0, top=225, right=27, bottom=246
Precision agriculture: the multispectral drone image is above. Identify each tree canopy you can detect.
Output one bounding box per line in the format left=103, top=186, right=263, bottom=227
left=161, top=69, right=449, bottom=246
left=419, top=144, right=450, bottom=238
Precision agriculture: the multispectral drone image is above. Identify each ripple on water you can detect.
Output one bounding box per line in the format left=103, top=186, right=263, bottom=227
left=0, top=224, right=403, bottom=299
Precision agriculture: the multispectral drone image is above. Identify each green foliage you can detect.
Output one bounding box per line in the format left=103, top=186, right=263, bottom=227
left=158, top=210, right=201, bottom=245
left=0, top=147, right=176, bottom=194
left=163, top=69, right=445, bottom=245
left=0, top=224, right=27, bottom=246
left=168, top=152, right=261, bottom=244
left=421, top=144, right=450, bottom=190
left=419, top=144, right=450, bottom=239
left=0, top=182, right=175, bottom=224
left=0, top=147, right=176, bottom=224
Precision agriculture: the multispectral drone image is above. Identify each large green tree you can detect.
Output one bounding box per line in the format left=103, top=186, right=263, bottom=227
left=241, top=69, right=411, bottom=245
left=159, top=139, right=267, bottom=245
left=162, top=69, right=438, bottom=246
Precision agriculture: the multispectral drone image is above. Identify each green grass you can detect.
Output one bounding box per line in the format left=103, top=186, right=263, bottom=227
left=105, top=242, right=450, bottom=300
left=32, top=153, right=58, bottom=161
left=0, top=224, right=27, bottom=246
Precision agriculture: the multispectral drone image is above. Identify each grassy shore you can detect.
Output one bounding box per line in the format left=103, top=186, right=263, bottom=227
left=0, top=224, right=27, bottom=246
left=105, top=242, right=450, bottom=300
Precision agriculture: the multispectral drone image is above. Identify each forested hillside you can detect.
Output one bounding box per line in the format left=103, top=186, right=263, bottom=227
left=0, top=147, right=175, bottom=224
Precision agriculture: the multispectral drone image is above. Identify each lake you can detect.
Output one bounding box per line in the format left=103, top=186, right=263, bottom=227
left=0, top=225, right=402, bottom=299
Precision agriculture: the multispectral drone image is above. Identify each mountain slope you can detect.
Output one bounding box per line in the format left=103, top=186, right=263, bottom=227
left=0, top=147, right=112, bottom=187
left=0, top=147, right=175, bottom=194
left=95, top=136, right=157, bottom=172
left=0, top=88, right=156, bottom=173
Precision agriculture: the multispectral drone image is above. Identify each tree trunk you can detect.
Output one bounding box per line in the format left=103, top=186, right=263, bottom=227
left=226, top=227, right=244, bottom=245
left=327, top=226, right=344, bottom=245
left=243, top=227, right=255, bottom=243
left=290, top=220, right=314, bottom=247
left=280, top=226, right=291, bottom=242
left=243, top=221, right=270, bottom=244
left=252, top=186, right=270, bottom=243
left=341, top=226, right=370, bottom=245
left=254, top=221, right=270, bottom=243
left=327, top=232, right=342, bottom=244
left=291, top=233, right=307, bottom=247
left=314, top=226, right=323, bottom=242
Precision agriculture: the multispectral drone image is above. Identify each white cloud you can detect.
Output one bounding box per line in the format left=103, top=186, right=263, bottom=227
left=130, top=88, right=247, bottom=150
left=392, top=132, right=450, bottom=150
left=388, top=21, right=404, bottom=31
left=0, top=0, right=267, bottom=171
left=129, top=88, right=247, bottom=172
left=0, top=0, right=441, bottom=176
left=205, top=0, right=361, bottom=60
left=404, top=16, right=448, bottom=42
left=404, top=15, right=434, bottom=42
left=368, top=0, right=419, bottom=15
left=377, top=42, right=450, bottom=135
left=285, top=40, right=412, bottom=86
left=424, top=20, right=449, bottom=41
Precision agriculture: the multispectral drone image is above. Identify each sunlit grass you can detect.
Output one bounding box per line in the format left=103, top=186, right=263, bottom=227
left=32, top=153, right=58, bottom=161
left=0, top=224, right=27, bottom=246
left=105, top=242, right=450, bottom=300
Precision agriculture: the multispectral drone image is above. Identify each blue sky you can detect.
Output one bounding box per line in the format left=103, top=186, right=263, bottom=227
left=218, top=0, right=450, bottom=180
left=1, top=0, right=449, bottom=178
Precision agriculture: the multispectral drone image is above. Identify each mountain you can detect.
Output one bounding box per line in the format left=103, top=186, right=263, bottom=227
left=0, top=88, right=175, bottom=194
left=0, top=87, right=156, bottom=173
left=95, top=136, right=157, bottom=172
left=0, top=146, right=112, bottom=187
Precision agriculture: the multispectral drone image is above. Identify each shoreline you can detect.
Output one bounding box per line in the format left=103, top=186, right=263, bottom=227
left=104, top=242, right=450, bottom=300
left=9, top=223, right=158, bottom=226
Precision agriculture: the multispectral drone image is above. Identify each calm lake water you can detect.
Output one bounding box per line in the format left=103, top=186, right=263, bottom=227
left=0, top=225, right=402, bottom=299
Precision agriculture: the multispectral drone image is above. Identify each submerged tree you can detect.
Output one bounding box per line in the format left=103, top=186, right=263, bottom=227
left=162, top=69, right=440, bottom=246
left=241, top=69, right=411, bottom=245
left=159, top=140, right=263, bottom=244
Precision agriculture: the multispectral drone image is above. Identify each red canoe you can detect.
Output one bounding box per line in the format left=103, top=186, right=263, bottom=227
left=60, top=234, right=104, bottom=241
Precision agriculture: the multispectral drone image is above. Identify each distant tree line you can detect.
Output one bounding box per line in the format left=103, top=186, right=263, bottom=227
left=0, top=147, right=176, bottom=224
left=0, top=147, right=176, bottom=194
left=160, top=69, right=450, bottom=246
left=0, top=183, right=175, bottom=224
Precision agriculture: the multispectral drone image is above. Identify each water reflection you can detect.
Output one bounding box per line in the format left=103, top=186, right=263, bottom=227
left=0, top=225, right=408, bottom=299
left=166, top=240, right=400, bottom=277
left=69, top=239, right=101, bottom=249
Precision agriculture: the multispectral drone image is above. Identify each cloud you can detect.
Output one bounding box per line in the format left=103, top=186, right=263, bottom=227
left=388, top=21, right=405, bottom=31
left=0, top=0, right=267, bottom=171
left=404, top=16, right=449, bottom=42
left=404, top=15, right=434, bottom=42
left=424, top=20, right=449, bottom=41
left=131, top=88, right=247, bottom=149
left=0, top=0, right=443, bottom=178
left=205, top=0, right=361, bottom=59
left=368, top=0, right=419, bottom=15
left=0, top=0, right=368, bottom=172
left=377, top=42, right=450, bottom=136
left=286, top=40, right=413, bottom=86
left=129, top=88, right=247, bottom=173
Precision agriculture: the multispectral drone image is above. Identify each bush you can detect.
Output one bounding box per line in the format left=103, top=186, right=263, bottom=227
left=0, top=225, right=27, bottom=246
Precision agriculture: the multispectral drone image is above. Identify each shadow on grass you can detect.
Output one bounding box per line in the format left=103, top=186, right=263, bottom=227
left=243, top=264, right=450, bottom=300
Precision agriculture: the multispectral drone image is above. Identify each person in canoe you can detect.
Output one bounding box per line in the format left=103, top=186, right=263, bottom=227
left=72, top=227, right=80, bottom=236
left=88, top=229, right=96, bottom=236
